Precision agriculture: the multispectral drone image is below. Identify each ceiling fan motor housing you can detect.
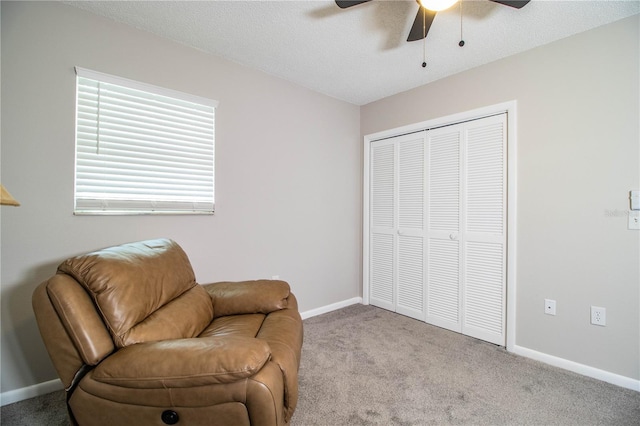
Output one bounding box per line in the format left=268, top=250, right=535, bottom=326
left=335, top=0, right=530, bottom=42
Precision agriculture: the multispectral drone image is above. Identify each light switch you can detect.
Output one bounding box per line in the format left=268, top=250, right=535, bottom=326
left=631, top=191, right=640, bottom=210
left=629, top=211, right=640, bottom=230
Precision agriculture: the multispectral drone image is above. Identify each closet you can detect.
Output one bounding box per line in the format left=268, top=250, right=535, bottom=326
left=367, top=113, right=507, bottom=346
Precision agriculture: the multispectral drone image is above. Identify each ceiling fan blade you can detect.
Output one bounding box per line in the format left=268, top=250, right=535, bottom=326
left=335, top=0, right=372, bottom=9
left=407, top=7, right=437, bottom=42
left=489, top=0, right=530, bottom=9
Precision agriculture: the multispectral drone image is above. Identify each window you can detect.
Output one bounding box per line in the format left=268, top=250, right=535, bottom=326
left=74, top=67, right=217, bottom=215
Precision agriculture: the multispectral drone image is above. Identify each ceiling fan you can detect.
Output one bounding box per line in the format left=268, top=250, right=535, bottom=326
left=335, top=0, right=530, bottom=42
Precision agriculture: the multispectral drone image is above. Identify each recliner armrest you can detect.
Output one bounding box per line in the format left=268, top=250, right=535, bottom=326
left=92, top=336, right=270, bottom=388
left=203, top=280, right=292, bottom=318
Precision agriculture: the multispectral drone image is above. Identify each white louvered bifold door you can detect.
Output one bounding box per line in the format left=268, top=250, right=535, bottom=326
left=370, top=139, right=396, bottom=311
left=425, top=114, right=507, bottom=345
left=396, top=133, right=427, bottom=320
left=426, top=127, right=462, bottom=332
left=367, top=113, right=507, bottom=346
left=369, top=132, right=426, bottom=319
left=461, top=114, right=507, bottom=345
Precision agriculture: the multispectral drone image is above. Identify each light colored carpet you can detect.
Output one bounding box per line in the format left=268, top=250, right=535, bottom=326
left=293, top=304, right=639, bottom=425
left=2, top=304, right=639, bottom=425
left=1, top=389, right=66, bottom=426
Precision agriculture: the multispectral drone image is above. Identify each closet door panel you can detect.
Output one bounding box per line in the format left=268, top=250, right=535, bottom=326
left=370, top=141, right=395, bottom=310
left=397, top=234, right=424, bottom=319
left=465, top=118, right=506, bottom=237
left=426, top=238, right=460, bottom=329
left=462, top=114, right=507, bottom=345
left=371, top=233, right=394, bottom=310
left=371, top=142, right=395, bottom=230
left=426, top=128, right=462, bottom=331
left=464, top=241, right=504, bottom=342
left=428, top=131, right=460, bottom=234
left=396, top=136, right=426, bottom=319
left=398, top=138, right=425, bottom=230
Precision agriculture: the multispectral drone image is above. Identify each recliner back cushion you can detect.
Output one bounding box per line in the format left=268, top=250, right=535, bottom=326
left=58, top=239, right=214, bottom=348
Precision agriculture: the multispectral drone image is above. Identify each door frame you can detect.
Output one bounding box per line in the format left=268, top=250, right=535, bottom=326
left=363, top=100, right=518, bottom=352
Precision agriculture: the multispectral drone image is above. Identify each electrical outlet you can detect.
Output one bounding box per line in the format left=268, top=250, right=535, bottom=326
left=629, top=211, right=640, bottom=230
left=591, top=306, right=606, bottom=326
left=544, top=299, right=556, bottom=315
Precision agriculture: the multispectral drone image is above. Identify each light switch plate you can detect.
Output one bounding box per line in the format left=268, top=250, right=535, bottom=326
left=631, top=190, right=640, bottom=210
left=629, top=211, right=640, bottom=230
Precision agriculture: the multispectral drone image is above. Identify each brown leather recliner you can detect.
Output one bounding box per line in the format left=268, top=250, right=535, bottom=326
left=32, top=238, right=303, bottom=426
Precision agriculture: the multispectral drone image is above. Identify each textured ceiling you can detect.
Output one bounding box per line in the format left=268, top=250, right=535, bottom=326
left=65, top=0, right=640, bottom=105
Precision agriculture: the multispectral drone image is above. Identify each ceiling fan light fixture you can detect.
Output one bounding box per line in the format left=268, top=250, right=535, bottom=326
left=419, top=0, right=458, bottom=12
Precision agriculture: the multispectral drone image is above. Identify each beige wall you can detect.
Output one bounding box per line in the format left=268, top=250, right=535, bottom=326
left=0, top=1, right=361, bottom=394
left=362, top=15, right=639, bottom=381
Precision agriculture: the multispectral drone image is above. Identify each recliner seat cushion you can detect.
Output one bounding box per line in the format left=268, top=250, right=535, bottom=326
left=57, top=239, right=214, bottom=347
left=92, top=336, right=271, bottom=388
left=199, top=314, right=267, bottom=339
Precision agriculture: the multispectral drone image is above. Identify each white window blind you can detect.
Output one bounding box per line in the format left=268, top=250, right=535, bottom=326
left=74, top=67, right=217, bottom=215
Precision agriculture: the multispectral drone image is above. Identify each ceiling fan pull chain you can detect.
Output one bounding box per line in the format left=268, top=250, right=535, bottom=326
left=422, top=6, right=427, bottom=68
left=459, top=0, right=465, bottom=47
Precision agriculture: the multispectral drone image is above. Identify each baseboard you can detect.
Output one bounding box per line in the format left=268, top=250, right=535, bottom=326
left=1, top=378, right=63, bottom=407
left=512, top=344, right=640, bottom=392
left=300, top=297, right=363, bottom=320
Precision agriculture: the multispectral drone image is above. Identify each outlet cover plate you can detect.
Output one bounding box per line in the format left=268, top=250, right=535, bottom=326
left=591, top=306, right=606, bottom=326
left=544, top=299, right=556, bottom=315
